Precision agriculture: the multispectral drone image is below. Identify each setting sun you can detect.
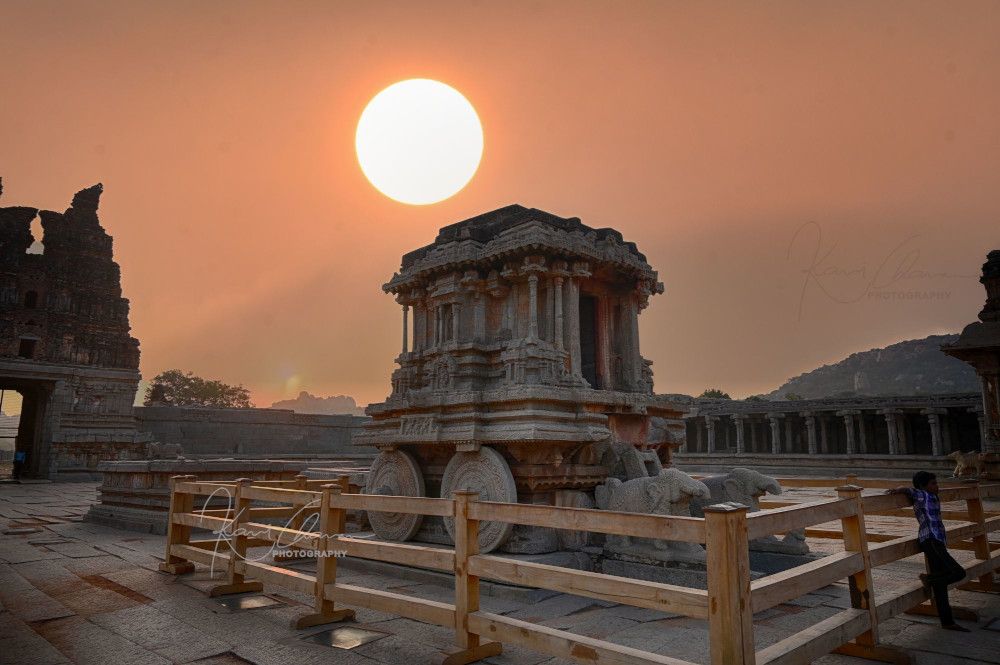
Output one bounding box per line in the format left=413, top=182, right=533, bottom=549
left=355, top=78, right=483, bottom=205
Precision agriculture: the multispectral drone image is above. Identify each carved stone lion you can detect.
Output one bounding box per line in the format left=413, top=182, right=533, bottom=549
left=595, top=468, right=710, bottom=564
left=689, top=467, right=809, bottom=555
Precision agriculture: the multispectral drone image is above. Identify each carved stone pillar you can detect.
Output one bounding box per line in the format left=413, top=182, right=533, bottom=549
left=898, top=413, right=909, bottom=454
left=767, top=413, right=783, bottom=454
left=696, top=418, right=704, bottom=452
left=596, top=297, right=611, bottom=389
left=922, top=408, right=946, bottom=456
left=749, top=419, right=757, bottom=452
left=401, top=304, right=409, bottom=354
left=819, top=415, right=829, bottom=453
left=881, top=410, right=901, bottom=455
left=451, top=301, right=461, bottom=343
left=733, top=414, right=746, bottom=454
left=527, top=274, right=539, bottom=341
left=566, top=277, right=581, bottom=376
left=857, top=413, right=868, bottom=453
left=544, top=277, right=554, bottom=342
left=801, top=412, right=817, bottom=455
left=412, top=302, right=425, bottom=351
left=569, top=262, right=590, bottom=378
left=553, top=276, right=564, bottom=350
left=784, top=418, right=794, bottom=453
left=508, top=283, right=518, bottom=336
left=706, top=416, right=718, bottom=453
left=625, top=294, right=642, bottom=388
left=837, top=410, right=859, bottom=455
left=845, top=414, right=856, bottom=455
left=473, top=294, right=486, bottom=342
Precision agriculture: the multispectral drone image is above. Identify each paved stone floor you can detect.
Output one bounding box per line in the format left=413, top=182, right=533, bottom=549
left=1, top=481, right=999, bottom=665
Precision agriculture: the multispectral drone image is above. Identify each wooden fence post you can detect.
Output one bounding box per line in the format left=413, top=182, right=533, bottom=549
left=337, top=474, right=351, bottom=533
left=705, top=502, right=754, bottom=665
left=831, top=485, right=907, bottom=663
left=295, top=483, right=355, bottom=628
left=963, top=481, right=995, bottom=592
left=210, top=478, right=263, bottom=596
left=159, top=474, right=196, bottom=574
left=445, top=490, right=501, bottom=665
left=274, top=474, right=309, bottom=562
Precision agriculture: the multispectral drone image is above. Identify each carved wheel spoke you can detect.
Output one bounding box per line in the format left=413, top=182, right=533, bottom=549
left=440, top=446, right=517, bottom=553
left=365, top=450, right=425, bottom=541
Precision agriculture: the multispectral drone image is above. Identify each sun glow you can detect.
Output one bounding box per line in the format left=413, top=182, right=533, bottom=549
left=355, top=79, right=483, bottom=205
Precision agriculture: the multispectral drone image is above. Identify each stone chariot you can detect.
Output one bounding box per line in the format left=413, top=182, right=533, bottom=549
left=356, top=206, right=689, bottom=553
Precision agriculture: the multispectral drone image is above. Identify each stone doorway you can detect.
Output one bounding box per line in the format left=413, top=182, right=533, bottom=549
left=579, top=295, right=598, bottom=388
left=0, top=379, right=52, bottom=479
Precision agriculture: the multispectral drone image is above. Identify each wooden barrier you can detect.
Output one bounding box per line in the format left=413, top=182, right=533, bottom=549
left=160, top=474, right=1000, bottom=665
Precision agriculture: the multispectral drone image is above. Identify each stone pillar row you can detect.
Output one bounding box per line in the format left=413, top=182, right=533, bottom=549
left=391, top=258, right=654, bottom=393
left=680, top=406, right=980, bottom=458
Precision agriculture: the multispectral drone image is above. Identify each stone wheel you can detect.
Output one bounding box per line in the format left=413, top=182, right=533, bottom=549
left=441, top=446, right=517, bottom=553
left=365, top=449, right=426, bottom=541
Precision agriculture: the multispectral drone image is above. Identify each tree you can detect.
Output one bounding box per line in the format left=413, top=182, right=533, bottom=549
left=144, top=369, right=253, bottom=408
left=744, top=394, right=767, bottom=402
left=698, top=388, right=731, bottom=400
left=784, top=392, right=804, bottom=401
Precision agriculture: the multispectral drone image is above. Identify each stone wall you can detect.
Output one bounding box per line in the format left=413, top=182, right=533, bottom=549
left=134, top=406, right=372, bottom=458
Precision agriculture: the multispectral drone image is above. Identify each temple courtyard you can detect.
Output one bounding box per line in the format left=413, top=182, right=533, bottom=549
left=1, top=481, right=999, bottom=665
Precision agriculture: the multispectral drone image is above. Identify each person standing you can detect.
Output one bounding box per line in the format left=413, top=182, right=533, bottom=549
left=887, top=471, right=970, bottom=632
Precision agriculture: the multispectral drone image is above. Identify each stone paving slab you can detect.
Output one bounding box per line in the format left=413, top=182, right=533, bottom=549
left=43, top=542, right=105, bottom=559
left=0, top=613, right=72, bottom=665
left=32, top=615, right=170, bottom=665
left=90, top=604, right=233, bottom=663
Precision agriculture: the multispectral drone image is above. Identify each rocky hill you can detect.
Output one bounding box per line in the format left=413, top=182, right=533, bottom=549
left=767, top=335, right=979, bottom=399
left=270, top=391, right=366, bottom=416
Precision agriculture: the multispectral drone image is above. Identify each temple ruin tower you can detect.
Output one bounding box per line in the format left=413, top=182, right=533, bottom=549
left=358, top=205, right=689, bottom=553
left=944, top=249, right=1000, bottom=459
left=0, top=180, right=151, bottom=478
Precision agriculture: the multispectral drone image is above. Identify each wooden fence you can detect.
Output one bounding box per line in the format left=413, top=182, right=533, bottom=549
left=160, top=474, right=1000, bottom=665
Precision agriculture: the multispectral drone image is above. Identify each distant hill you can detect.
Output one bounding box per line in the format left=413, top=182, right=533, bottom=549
left=270, top=391, right=366, bottom=416
left=766, top=335, right=979, bottom=399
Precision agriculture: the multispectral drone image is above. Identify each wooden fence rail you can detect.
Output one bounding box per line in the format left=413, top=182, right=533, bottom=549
left=159, top=474, right=1000, bottom=665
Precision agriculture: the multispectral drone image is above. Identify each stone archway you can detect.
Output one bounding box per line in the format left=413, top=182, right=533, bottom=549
left=0, top=378, right=54, bottom=479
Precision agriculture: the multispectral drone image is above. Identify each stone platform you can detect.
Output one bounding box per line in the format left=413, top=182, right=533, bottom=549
left=83, top=459, right=315, bottom=534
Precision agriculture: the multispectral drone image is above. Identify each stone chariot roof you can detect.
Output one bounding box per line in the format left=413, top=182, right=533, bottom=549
left=387, top=204, right=661, bottom=294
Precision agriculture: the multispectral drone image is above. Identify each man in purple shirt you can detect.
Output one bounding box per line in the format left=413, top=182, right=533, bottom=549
left=887, top=471, right=969, bottom=631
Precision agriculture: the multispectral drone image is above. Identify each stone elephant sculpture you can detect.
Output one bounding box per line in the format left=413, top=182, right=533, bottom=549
left=689, top=467, right=809, bottom=555
left=595, top=468, right=710, bottom=564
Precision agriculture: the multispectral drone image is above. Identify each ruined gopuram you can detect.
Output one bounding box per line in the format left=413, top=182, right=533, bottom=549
left=0, top=180, right=151, bottom=478
left=358, top=205, right=689, bottom=553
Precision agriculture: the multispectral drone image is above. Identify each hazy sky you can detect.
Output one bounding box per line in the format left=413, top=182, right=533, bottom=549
left=2, top=1, right=998, bottom=407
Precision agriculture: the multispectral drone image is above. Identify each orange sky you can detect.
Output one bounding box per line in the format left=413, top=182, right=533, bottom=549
left=2, top=1, right=998, bottom=408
